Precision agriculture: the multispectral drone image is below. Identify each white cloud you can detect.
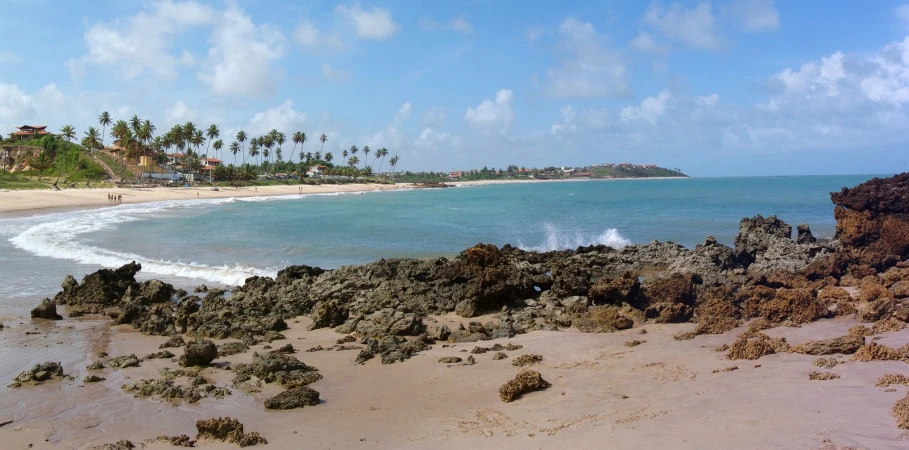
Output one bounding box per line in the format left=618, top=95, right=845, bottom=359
left=620, top=90, right=672, bottom=125
left=697, top=93, right=719, bottom=108
left=861, top=37, right=909, bottom=105
left=545, top=18, right=629, bottom=98
left=395, top=102, right=412, bottom=122
left=197, top=5, right=285, bottom=98
left=551, top=106, right=578, bottom=134
left=630, top=32, right=669, bottom=56
left=0, top=50, right=20, bottom=64
left=294, top=21, right=343, bottom=50
left=725, top=0, right=780, bottom=32
left=335, top=3, right=400, bottom=40
left=465, top=89, right=515, bottom=134
left=422, top=107, right=447, bottom=125
left=321, top=63, right=352, bottom=82
left=419, top=17, right=474, bottom=35
left=415, top=127, right=455, bottom=150
left=248, top=100, right=307, bottom=136
left=645, top=2, right=723, bottom=50
left=165, top=101, right=193, bottom=123
left=0, top=83, right=36, bottom=122
left=68, top=0, right=216, bottom=80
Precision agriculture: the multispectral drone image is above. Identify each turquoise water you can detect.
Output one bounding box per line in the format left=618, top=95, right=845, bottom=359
left=0, top=175, right=881, bottom=314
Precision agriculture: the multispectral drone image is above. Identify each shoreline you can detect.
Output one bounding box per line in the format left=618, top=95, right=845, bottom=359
left=0, top=177, right=690, bottom=216
left=0, top=183, right=405, bottom=216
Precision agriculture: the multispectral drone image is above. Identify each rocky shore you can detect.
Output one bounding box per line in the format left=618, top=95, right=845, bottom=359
left=4, top=173, right=909, bottom=449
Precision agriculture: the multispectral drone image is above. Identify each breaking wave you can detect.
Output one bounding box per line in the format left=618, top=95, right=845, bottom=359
left=6, top=199, right=275, bottom=286
left=518, top=223, right=632, bottom=252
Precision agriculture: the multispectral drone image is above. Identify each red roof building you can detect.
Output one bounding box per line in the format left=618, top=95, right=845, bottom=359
left=13, top=125, right=51, bottom=141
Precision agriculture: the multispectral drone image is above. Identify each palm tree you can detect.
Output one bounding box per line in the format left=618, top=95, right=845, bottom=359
left=292, top=131, right=306, bottom=164
left=137, top=123, right=152, bottom=180
left=60, top=125, right=76, bottom=143
left=230, top=141, right=240, bottom=163
left=342, top=149, right=349, bottom=159
left=362, top=145, right=370, bottom=168
left=389, top=155, right=400, bottom=177
left=348, top=156, right=359, bottom=167
left=83, top=126, right=101, bottom=185
left=363, top=165, right=373, bottom=176
left=27, top=150, right=54, bottom=181
left=213, top=139, right=223, bottom=161
left=350, top=145, right=358, bottom=159
left=248, top=141, right=260, bottom=167
left=325, top=152, right=333, bottom=163
left=319, top=134, right=327, bottom=153
left=98, top=111, right=111, bottom=150
left=205, top=124, right=219, bottom=158
left=191, top=129, right=204, bottom=179
left=314, top=151, right=321, bottom=161
left=112, top=120, right=129, bottom=183
left=236, top=130, right=247, bottom=163
left=276, top=131, right=286, bottom=164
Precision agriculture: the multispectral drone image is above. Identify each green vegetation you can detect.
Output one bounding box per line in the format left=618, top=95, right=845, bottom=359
left=0, top=171, right=49, bottom=190
left=1, top=135, right=107, bottom=186
left=584, top=165, right=687, bottom=178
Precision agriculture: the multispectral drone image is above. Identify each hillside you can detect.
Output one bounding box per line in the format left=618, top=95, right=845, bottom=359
left=583, top=165, right=687, bottom=178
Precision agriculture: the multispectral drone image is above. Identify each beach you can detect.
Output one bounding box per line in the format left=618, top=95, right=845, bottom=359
left=0, top=173, right=907, bottom=450
left=0, top=183, right=404, bottom=215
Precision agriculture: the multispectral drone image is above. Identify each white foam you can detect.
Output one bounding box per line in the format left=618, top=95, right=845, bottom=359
left=5, top=199, right=275, bottom=285
left=518, top=223, right=632, bottom=252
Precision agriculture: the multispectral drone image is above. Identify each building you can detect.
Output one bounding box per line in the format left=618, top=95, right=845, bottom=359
left=638, top=164, right=657, bottom=169
left=574, top=172, right=593, bottom=177
left=449, top=170, right=462, bottom=179
left=199, top=157, right=223, bottom=167
left=618, top=163, right=633, bottom=167
left=12, top=125, right=51, bottom=141
left=165, top=153, right=186, bottom=166
left=307, top=164, right=327, bottom=177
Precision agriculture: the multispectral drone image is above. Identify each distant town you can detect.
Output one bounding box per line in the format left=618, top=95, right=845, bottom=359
left=398, top=163, right=688, bottom=183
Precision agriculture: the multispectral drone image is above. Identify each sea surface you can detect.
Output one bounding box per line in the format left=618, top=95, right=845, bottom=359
left=0, top=175, right=882, bottom=315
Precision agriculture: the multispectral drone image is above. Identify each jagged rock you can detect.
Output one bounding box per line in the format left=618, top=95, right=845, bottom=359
left=233, top=351, right=322, bottom=387
left=30, top=298, right=62, bottom=320
left=797, top=224, right=817, bottom=244
left=429, top=324, right=451, bottom=341
left=108, top=354, right=140, bottom=369
left=264, top=386, right=320, bottom=409
left=91, top=440, right=134, bottom=450
left=160, top=336, right=186, bottom=348
left=123, top=377, right=230, bottom=403
left=643, top=274, right=698, bottom=323
left=54, top=262, right=142, bottom=313
left=512, top=354, right=543, bottom=367
left=499, top=370, right=550, bottom=402
left=84, top=374, right=105, bottom=383
left=439, top=357, right=462, bottom=363
left=588, top=271, right=641, bottom=307
left=144, top=350, right=175, bottom=360
left=87, top=361, right=104, bottom=370
left=726, top=333, right=790, bottom=360
left=791, top=334, right=864, bottom=355
left=179, top=340, right=218, bottom=367
left=218, top=342, right=250, bottom=357
left=574, top=306, right=634, bottom=333
left=8, top=362, right=64, bottom=387
left=196, top=417, right=267, bottom=447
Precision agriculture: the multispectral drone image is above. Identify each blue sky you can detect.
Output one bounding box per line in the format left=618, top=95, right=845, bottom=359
left=1, top=0, right=908, bottom=176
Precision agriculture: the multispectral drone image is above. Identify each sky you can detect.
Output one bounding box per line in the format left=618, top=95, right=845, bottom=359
left=1, top=0, right=908, bottom=177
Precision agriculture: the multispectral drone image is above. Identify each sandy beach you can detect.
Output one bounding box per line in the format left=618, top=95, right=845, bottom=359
left=0, top=183, right=405, bottom=215
left=1, top=313, right=906, bottom=449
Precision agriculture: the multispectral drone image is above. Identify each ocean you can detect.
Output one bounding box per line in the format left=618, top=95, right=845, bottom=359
left=0, top=175, right=880, bottom=315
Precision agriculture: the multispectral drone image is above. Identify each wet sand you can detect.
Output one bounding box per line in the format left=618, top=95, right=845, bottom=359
left=1, top=314, right=906, bottom=449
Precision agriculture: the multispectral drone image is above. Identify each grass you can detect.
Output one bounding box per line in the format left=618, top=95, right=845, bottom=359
left=0, top=171, right=50, bottom=190
left=96, top=152, right=136, bottom=180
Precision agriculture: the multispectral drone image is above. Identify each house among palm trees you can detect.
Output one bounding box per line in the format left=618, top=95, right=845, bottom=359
left=199, top=156, right=222, bottom=167
left=307, top=164, right=327, bottom=177
left=12, top=125, right=52, bottom=141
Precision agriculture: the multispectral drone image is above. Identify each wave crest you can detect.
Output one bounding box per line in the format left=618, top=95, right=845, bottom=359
left=519, top=224, right=632, bottom=252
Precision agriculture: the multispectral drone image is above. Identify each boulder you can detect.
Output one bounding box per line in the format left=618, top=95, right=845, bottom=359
left=264, top=386, right=320, bottom=409
left=195, top=417, right=267, bottom=447
left=179, top=340, right=218, bottom=367
left=30, top=298, right=62, bottom=320
left=499, top=370, right=550, bottom=402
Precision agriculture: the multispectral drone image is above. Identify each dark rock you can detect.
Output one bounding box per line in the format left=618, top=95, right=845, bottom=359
left=108, top=354, right=140, bottom=369
left=499, top=370, right=550, bottom=402
left=797, top=224, right=817, bottom=244
left=30, top=298, right=62, bottom=320
left=233, top=351, right=321, bottom=387
left=179, top=340, right=218, bottom=367
left=84, top=374, right=105, bottom=383
left=439, top=357, right=462, bottom=363
left=196, top=417, right=267, bottom=447
left=159, top=336, right=186, bottom=349
left=8, top=362, right=64, bottom=387
left=264, top=386, right=320, bottom=409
